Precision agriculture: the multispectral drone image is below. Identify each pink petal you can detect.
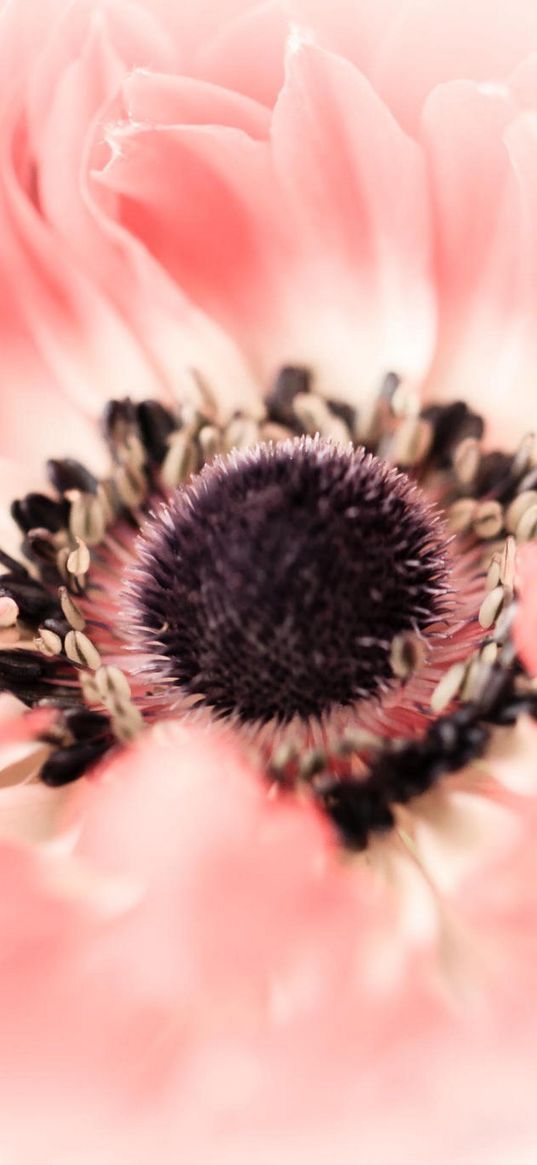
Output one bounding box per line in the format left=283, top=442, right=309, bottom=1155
left=0, top=723, right=536, bottom=1159
left=139, top=0, right=257, bottom=67
left=0, top=0, right=261, bottom=452
left=371, top=0, right=537, bottom=135
left=122, top=67, right=271, bottom=137
left=97, top=115, right=291, bottom=376
left=286, top=0, right=401, bottom=80
left=0, top=121, right=162, bottom=415
left=290, top=0, right=537, bottom=136
left=270, top=43, right=435, bottom=399
left=196, top=1, right=288, bottom=108
left=421, top=81, right=536, bottom=442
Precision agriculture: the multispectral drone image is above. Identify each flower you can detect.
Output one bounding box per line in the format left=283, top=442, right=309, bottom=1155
left=0, top=0, right=537, bottom=1161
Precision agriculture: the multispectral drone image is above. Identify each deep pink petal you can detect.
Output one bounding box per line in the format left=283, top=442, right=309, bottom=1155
left=97, top=116, right=292, bottom=377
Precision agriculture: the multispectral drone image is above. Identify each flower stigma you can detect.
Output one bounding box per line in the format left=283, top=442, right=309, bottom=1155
left=126, top=436, right=449, bottom=727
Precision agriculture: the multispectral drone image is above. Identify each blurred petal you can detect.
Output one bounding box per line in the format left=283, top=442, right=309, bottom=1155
left=270, top=43, right=435, bottom=401
left=123, top=68, right=271, bottom=136
left=197, top=1, right=288, bottom=108
left=289, top=0, right=537, bottom=134
left=421, top=81, right=535, bottom=442
left=97, top=114, right=293, bottom=379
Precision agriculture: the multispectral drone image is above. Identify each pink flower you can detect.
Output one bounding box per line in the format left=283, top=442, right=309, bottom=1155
left=0, top=1, right=537, bottom=1162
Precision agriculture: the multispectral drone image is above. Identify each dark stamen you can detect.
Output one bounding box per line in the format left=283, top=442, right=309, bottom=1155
left=422, top=401, right=484, bottom=468
left=318, top=704, right=491, bottom=851
left=136, top=400, right=178, bottom=465
left=40, top=738, right=111, bottom=787
left=265, top=365, right=311, bottom=427
left=11, top=493, right=68, bottom=535
left=0, top=577, right=61, bottom=623
left=47, top=458, right=99, bottom=495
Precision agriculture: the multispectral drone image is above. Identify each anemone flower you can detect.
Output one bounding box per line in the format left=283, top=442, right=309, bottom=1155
left=1, top=0, right=537, bottom=1162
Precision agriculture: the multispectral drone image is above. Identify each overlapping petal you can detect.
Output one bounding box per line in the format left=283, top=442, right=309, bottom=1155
left=420, top=81, right=535, bottom=442
left=0, top=722, right=535, bottom=1160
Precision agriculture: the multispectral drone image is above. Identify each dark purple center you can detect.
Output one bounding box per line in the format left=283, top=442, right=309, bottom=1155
left=128, top=437, right=448, bottom=725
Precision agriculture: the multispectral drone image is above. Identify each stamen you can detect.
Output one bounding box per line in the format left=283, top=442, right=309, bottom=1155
left=0, top=369, right=535, bottom=850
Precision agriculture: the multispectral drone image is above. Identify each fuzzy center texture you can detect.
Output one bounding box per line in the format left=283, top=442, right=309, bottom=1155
left=128, top=437, right=448, bottom=725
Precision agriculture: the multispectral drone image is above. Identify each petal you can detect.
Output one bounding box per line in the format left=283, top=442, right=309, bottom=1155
left=196, top=0, right=288, bottom=108
left=270, top=43, right=435, bottom=401
left=290, top=0, right=537, bottom=136
left=421, top=81, right=535, bottom=442
left=285, top=0, right=401, bottom=79
left=139, top=0, right=258, bottom=67
left=97, top=115, right=292, bottom=378
left=369, top=0, right=537, bottom=136
left=72, top=721, right=363, bottom=1006
left=0, top=6, right=262, bottom=455
left=122, top=67, right=271, bottom=137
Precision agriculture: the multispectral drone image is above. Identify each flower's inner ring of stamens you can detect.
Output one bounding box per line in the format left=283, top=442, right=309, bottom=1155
left=0, top=367, right=536, bottom=851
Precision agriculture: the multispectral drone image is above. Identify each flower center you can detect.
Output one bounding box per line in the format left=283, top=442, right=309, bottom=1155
left=126, top=436, right=449, bottom=726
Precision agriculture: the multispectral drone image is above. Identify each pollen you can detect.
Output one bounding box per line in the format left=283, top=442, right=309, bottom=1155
left=126, top=436, right=449, bottom=727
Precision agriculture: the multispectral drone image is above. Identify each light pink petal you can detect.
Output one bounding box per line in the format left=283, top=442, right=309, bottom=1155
left=0, top=168, right=107, bottom=469
left=34, top=11, right=127, bottom=267
left=24, top=0, right=174, bottom=141
left=123, top=67, right=271, bottom=137
left=137, top=0, right=258, bottom=67
left=270, top=43, right=435, bottom=401
left=99, top=42, right=435, bottom=404
left=0, top=723, right=536, bottom=1159
left=289, top=0, right=537, bottom=136
left=72, top=722, right=364, bottom=1006
left=36, top=16, right=260, bottom=413
left=0, top=126, right=163, bottom=415
left=196, top=1, right=288, bottom=108
left=420, top=81, right=536, bottom=443
left=285, top=0, right=401, bottom=79
left=370, top=0, right=537, bottom=136
left=509, top=51, right=537, bottom=108
left=0, top=0, right=260, bottom=451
